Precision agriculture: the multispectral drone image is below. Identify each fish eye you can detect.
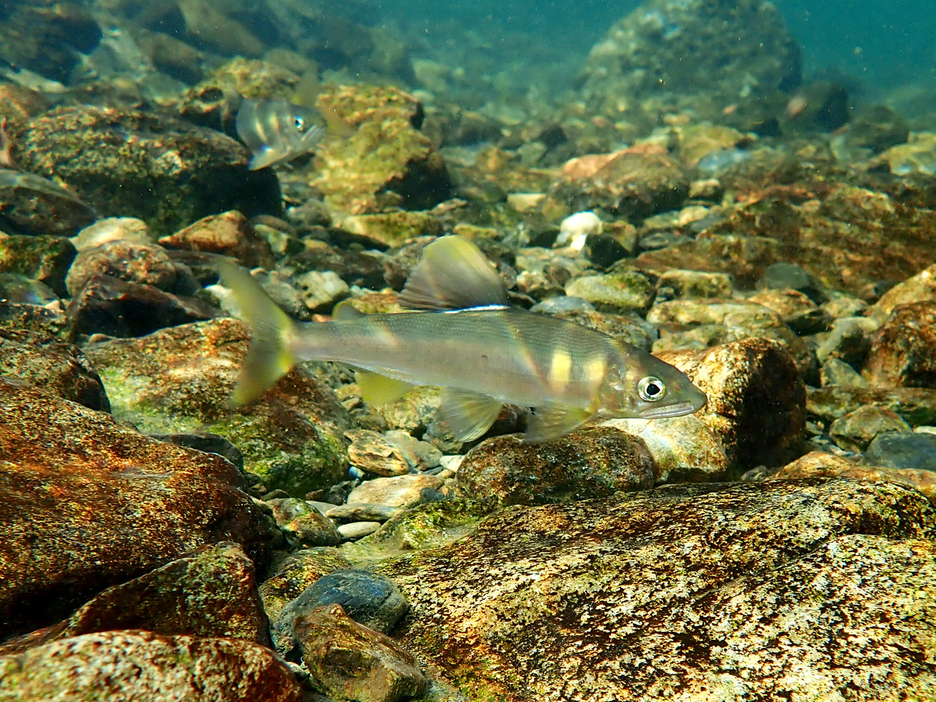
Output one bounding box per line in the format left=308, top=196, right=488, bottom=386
left=637, top=376, right=666, bottom=402
left=294, top=116, right=305, bottom=129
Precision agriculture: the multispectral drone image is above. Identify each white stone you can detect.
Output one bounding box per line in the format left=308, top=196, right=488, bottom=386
left=346, top=473, right=444, bottom=508
left=556, top=211, right=602, bottom=250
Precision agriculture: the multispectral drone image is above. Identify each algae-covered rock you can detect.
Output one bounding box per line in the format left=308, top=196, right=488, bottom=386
left=564, top=270, right=656, bottom=315
left=84, top=318, right=351, bottom=495
left=14, top=106, right=281, bottom=235
left=0, top=234, right=76, bottom=296
left=0, top=169, right=95, bottom=237
left=383, top=479, right=936, bottom=702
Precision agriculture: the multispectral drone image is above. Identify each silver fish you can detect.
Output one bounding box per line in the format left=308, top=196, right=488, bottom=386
left=218, top=237, right=707, bottom=443
left=235, top=98, right=323, bottom=171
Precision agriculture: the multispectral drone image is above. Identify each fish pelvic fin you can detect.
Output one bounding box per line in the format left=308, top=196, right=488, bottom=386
left=399, top=236, right=508, bottom=311
left=355, top=370, right=415, bottom=406
left=217, top=258, right=298, bottom=406
left=439, top=388, right=503, bottom=442
left=524, top=402, right=594, bottom=443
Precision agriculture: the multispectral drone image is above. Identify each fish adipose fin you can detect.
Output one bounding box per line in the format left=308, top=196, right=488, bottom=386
left=525, top=402, right=594, bottom=444
left=216, top=258, right=298, bottom=405
left=399, top=236, right=509, bottom=311
left=355, top=370, right=415, bottom=406
left=438, top=388, right=503, bottom=442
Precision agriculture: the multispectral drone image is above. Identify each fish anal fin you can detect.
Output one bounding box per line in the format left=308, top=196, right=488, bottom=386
left=524, top=403, right=594, bottom=444
left=399, top=236, right=508, bottom=311
left=438, top=388, right=503, bottom=442
left=356, top=370, right=414, bottom=406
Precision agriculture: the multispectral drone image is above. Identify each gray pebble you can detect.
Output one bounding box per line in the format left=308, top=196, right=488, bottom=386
left=338, top=521, right=383, bottom=540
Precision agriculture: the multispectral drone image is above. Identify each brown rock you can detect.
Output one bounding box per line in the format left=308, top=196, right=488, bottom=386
left=0, top=630, right=303, bottom=702
left=295, top=603, right=427, bottom=702
left=159, top=210, right=273, bottom=268
left=0, top=378, right=272, bottom=637
left=0, top=337, right=109, bottom=411
left=456, top=428, right=655, bottom=507
left=863, top=301, right=936, bottom=387
left=64, top=240, right=180, bottom=297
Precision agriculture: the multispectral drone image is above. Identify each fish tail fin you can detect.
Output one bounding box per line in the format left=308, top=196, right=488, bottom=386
left=216, top=258, right=299, bottom=406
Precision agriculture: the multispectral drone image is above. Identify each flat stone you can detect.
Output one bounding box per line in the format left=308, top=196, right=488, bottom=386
left=864, top=431, right=936, bottom=472
left=346, top=473, right=444, bottom=509
left=338, top=521, right=383, bottom=540
left=327, top=504, right=402, bottom=523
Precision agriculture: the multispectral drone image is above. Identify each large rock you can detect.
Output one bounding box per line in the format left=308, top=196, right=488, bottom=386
left=0, top=630, right=302, bottom=702
left=0, top=169, right=95, bottom=237
left=383, top=479, right=936, bottom=701
left=13, top=106, right=281, bottom=235
left=0, top=378, right=273, bottom=636
left=863, top=301, right=936, bottom=387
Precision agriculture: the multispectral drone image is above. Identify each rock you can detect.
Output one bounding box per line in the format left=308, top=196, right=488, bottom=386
left=602, top=415, right=729, bottom=483
left=0, top=234, right=76, bottom=296
left=864, top=431, right=936, bottom=472
left=815, top=316, right=879, bottom=365
left=0, top=300, right=68, bottom=345
left=327, top=504, right=402, bottom=523
left=347, top=430, right=416, bottom=477
left=842, top=104, right=910, bottom=153
left=878, top=132, right=936, bottom=176
left=259, top=548, right=354, bottom=624
left=869, top=262, right=936, bottom=319
left=66, top=275, right=217, bottom=338
left=773, top=451, right=936, bottom=504
left=0, top=630, right=303, bottom=702
left=0, top=377, right=272, bottom=637
left=83, top=318, right=351, bottom=495
left=0, top=336, right=109, bottom=411
left=158, top=210, right=274, bottom=269
left=341, top=211, right=444, bottom=248
left=829, top=405, right=912, bottom=452
left=267, top=498, right=343, bottom=547
left=313, top=85, right=452, bottom=214
left=655, top=269, right=733, bottom=299
left=0, top=169, right=96, bottom=237
left=70, top=217, right=153, bottom=251
left=863, top=302, right=936, bottom=387
left=670, top=338, right=806, bottom=468
left=294, top=269, right=350, bottom=314
left=808, top=386, right=936, bottom=428
left=819, top=357, right=868, bottom=388
left=64, top=240, right=186, bottom=297
left=346, top=473, right=444, bottom=509
left=0, top=273, right=57, bottom=305
left=338, top=521, right=383, bottom=540
left=15, top=106, right=281, bottom=236
left=0, top=542, right=269, bottom=655
left=748, top=288, right=830, bottom=335
left=564, top=270, right=655, bottom=315
left=556, top=211, right=602, bottom=249
left=548, top=147, right=690, bottom=221
left=274, top=569, right=407, bottom=651
left=384, top=480, right=936, bottom=701
left=295, top=603, right=427, bottom=702
left=456, top=428, right=655, bottom=507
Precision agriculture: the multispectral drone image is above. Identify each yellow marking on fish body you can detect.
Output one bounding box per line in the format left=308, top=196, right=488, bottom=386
left=549, top=348, right=573, bottom=388
left=585, top=355, right=608, bottom=384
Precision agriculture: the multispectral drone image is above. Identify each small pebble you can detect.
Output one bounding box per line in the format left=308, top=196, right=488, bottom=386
left=338, top=521, right=383, bottom=540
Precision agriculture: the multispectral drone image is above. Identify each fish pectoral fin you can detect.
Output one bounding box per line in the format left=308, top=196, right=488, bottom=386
left=524, top=403, right=594, bottom=443
left=356, top=370, right=414, bottom=406
left=399, top=236, right=508, bottom=311
left=333, top=299, right=365, bottom=320
left=247, top=148, right=282, bottom=171
left=438, top=388, right=503, bottom=442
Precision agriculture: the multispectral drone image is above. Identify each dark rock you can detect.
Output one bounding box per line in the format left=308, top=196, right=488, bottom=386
left=83, top=318, right=351, bottom=495
left=0, top=273, right=58, bottom=305
left=152, top=432, right=245, bottom=471
left=274, top=569, right=408, bottom=657
left=0, top=630, right=303, bottom=702
left=0, top=169, right=96, bottom=237
left=760, top=261, right=823, bottom=299
left=815, top=316, right=879, bottom=366
left=64, top=240, right=183, bottom=297
left=0, top=234, right=76, bottom=297
left=457, top=428, right=655, bottom=507
left=864, top=301, right=936, bottom=388
left=864, top=431, right=936, bottom=472
left=0, top=542, right=269, bottom=655
left=0, top=377, right=272, bottom=637
left=829, top=405, right=911, bottom=452
left=384, top=479, right=936, bottom=701
left=66, top=275, right=218, bottom=338
left=259, top=548, right=354, bottom=624
left=808, top=386, right=936, bottom=428
left=0, top=337, right=109, bottom=411
left=295, top=603, right=426, bottom=702
left=844, top=104, right=910, bottom=153
left=14, top=106, right=281, bottom=236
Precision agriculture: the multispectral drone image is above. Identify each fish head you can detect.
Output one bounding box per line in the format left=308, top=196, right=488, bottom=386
left=596, top=344, right=708, bottom=420
left=235, top=98, right=324, bottom=170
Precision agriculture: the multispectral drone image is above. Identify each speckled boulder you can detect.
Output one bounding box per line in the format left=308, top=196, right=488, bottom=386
left=456, top=428, right=655, bottom=507
left=383, top=480, right=936, bottom=702
left=0, top=630, right=303, bottom=702
left=863, top=301, right=936, bottom=388
left=0, top=377, right=273, bottom=637
left=0, top=336, right=109, bottom=411
left=84, top=317, right=351, bottom=495
left=313, top=85, right=452, bottom=214
left=13, top=106, right=281, bottom=235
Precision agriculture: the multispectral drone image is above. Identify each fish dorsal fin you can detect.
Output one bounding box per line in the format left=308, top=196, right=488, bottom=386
left=399, top=236, right=508, bottom=311
left=524, top=402, right=594, bottom=444
left=438, top=388, right=503, bottom=442
left=333, top=299, right=365, bottom=320
left=356, top=370, right=415, bottom=406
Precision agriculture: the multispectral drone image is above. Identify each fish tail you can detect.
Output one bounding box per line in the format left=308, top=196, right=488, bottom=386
left=216, top=259, right=299, bottom=405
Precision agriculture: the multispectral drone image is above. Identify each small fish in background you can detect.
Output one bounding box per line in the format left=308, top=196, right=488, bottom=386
left=217, top=236, right=707, bottom=444
left=235, top=98, right=323, bottom=171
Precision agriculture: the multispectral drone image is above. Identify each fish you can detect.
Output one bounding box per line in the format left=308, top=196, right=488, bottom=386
left=217, top=236, right=707, bottom=443
left=235, top=98, right=323, bottom=171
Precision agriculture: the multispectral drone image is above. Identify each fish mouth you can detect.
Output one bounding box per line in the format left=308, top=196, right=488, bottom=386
left=639, top=401, right=701, bottom=419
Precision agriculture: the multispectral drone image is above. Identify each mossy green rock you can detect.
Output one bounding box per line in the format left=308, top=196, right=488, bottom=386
left=565, top=270, right=655, bottom=314
left=14, top=106, right=281, bottom=236
left=0, top=234, right=75, bottom=297
left=384, top=479, right=936, bottom=701
left=84, top=318, right=351, bottom=495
